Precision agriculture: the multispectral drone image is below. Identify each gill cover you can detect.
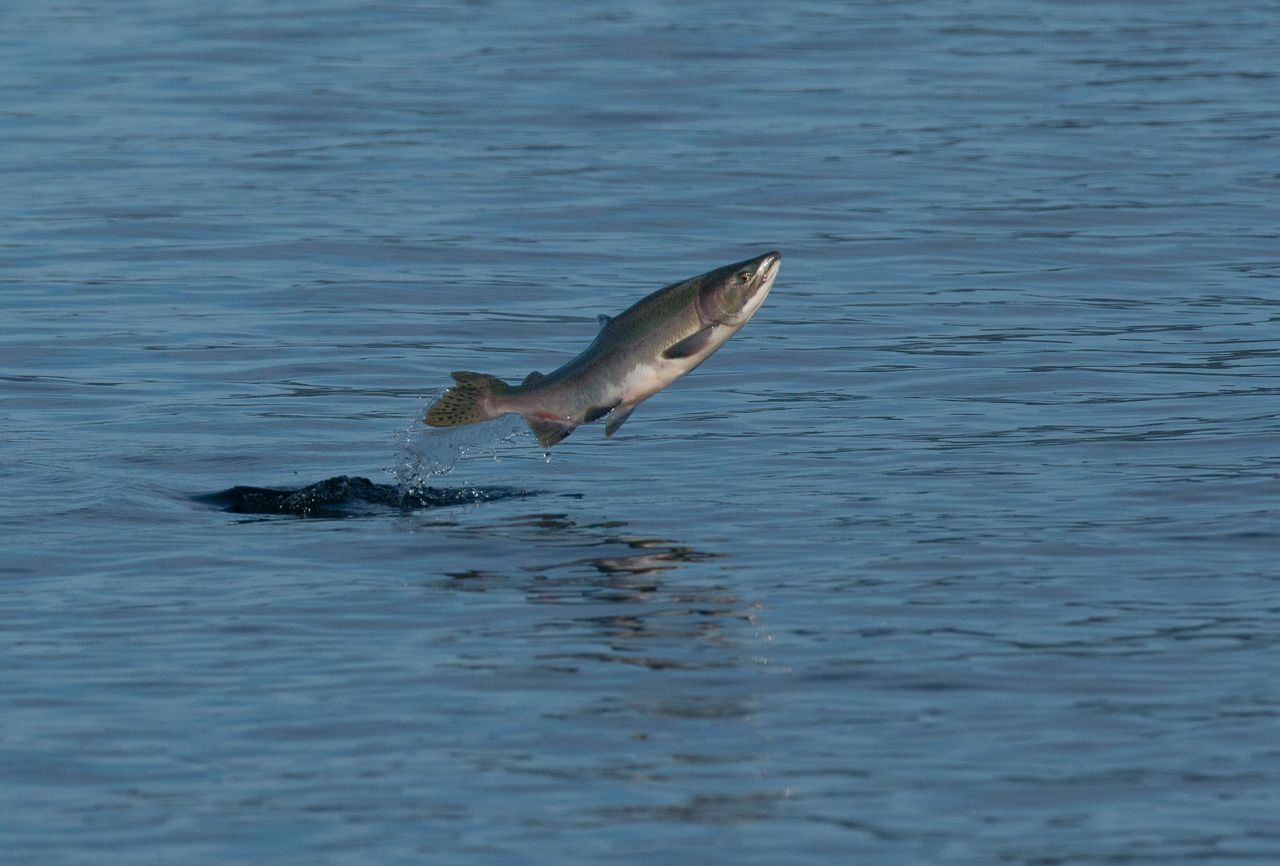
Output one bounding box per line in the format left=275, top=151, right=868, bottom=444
left=696, top=253, right=776, bottom=325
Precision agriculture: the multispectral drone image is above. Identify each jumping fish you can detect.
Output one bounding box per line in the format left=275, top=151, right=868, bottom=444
left=425, top=251, right=780, bottom=447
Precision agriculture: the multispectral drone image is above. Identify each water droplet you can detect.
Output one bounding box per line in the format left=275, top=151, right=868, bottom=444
left=388, top=409, right=531, bottom=497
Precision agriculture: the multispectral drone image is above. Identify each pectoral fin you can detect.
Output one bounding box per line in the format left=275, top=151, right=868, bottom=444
left=526, top=415, right=577, bottom=448
left=662, top=326, right=715, bottom=360
left=604, top=402, right=639, bottom=438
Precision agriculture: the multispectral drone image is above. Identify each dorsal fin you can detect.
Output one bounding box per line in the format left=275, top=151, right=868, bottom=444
left=522, top=371, right=545, bottom=386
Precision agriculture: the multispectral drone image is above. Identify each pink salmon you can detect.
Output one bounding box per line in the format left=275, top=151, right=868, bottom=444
left=425, top=251, right=780, bottom=447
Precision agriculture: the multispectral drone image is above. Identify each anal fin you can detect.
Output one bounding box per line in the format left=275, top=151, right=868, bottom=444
left=527, top=415, right=577, bottom=448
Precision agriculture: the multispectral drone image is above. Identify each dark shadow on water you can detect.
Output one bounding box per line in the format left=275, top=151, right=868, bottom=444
left=196, top=475, right=536, bottom=518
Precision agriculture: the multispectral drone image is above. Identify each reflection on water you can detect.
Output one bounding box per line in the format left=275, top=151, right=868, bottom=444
left=527, top=531, right=725, bottom=576
left=434, top=511, right=760, bottom=674
left=400, top=508, right=781, bottom=843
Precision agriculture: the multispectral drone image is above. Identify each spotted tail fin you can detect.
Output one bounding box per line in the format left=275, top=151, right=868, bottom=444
left=424, top=371, right=510, bottom=427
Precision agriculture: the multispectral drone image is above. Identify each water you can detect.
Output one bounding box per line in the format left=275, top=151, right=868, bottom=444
left=3, top=1, right=1279, bottom=862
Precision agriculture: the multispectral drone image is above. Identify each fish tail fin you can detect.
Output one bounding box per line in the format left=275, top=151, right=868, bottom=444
left=424, top=371, right=510, bottom=428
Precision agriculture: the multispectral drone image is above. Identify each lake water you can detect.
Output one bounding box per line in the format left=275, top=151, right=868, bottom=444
left=3, top=1, right=1279, bottom=863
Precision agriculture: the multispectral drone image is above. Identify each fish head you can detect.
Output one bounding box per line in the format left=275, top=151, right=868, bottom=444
left=696, top=251, right=781, bottom=326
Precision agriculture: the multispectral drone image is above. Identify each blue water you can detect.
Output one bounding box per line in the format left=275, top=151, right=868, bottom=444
left=4, top=1, right=1279, bottom=863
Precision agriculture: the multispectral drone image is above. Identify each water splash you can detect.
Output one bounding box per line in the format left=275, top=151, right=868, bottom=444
left=388, top=410, right=532, bottom=495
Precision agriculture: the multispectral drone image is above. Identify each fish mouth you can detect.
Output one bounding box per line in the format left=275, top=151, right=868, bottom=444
left=723, top=250, right=780, bottom=325
left=757, top=251, right=781, bottom=285
left=753, top=251, right=781, bottom=294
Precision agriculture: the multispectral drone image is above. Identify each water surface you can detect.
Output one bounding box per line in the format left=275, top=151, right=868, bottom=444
left=3, top=1, right=1279, bottom=863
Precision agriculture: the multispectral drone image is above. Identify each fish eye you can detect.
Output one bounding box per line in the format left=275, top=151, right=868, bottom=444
left=737, top=270, right=752, bottom=283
